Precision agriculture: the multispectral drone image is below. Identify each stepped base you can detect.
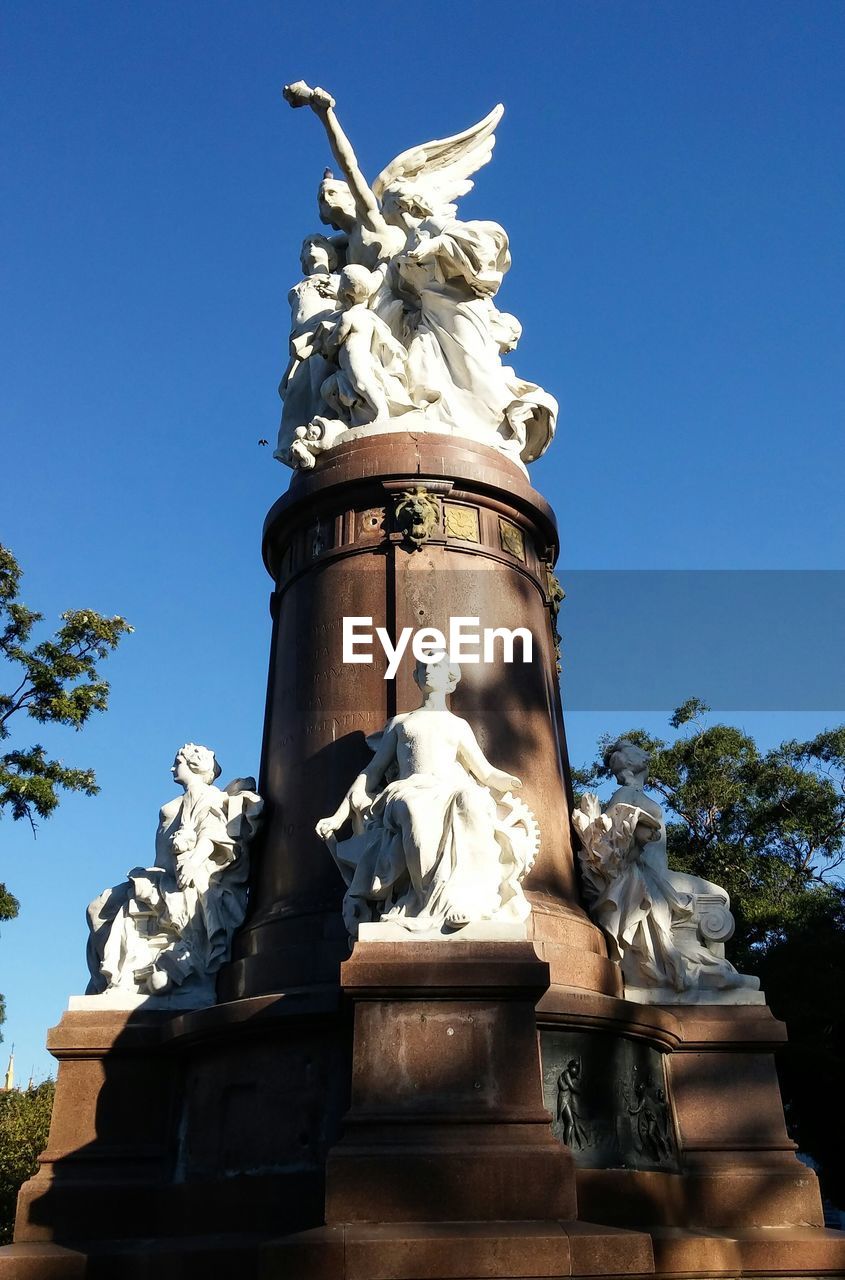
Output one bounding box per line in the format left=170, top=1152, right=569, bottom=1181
left=0, top=1234, right=267, bottom=1280
left=6, top=947, right=845, bottom=1277
left=651, top=1225, right=845, bottom=1275
left=4, top=1223, right=845, bottom=1279
left=259, top=1220, right=654, bottom=1279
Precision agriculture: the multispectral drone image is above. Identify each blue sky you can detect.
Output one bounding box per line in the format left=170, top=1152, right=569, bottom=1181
left=2, top=0, right=844, bottom=1081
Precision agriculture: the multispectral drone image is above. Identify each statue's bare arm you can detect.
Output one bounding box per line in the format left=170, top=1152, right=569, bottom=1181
left=356, top=722, right=399, bottom=803
left=283, top=81, right=386, bottom=236
left=316, top=722, right=398, bottom=841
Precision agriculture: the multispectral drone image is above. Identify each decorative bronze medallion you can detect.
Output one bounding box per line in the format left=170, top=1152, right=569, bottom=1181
left=443, top=503, right=480, bottom=543
left=498, top=518, right=525, bottom=561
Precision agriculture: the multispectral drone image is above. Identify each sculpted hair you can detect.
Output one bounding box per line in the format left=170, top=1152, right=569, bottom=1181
left=339, top=265, right=376, bottom=303
left=300, top=233, right=339, bottom=271
left=177, top=743, right=221, bottom=784
left=603, top=739, right=648, bottom=778
left=414, top=656, right=461, bottom=692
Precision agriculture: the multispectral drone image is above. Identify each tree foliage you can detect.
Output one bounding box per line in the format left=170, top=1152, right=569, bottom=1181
left=0, top=544, right=132, bottom=922
left=0, top=550, right=125, bottom=1239
left=575, top=704, right=845, bottom=1207
left=0, top=1079, right=55, bottom=1244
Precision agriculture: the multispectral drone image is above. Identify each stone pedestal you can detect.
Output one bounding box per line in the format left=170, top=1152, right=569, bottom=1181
left=12, top=1009, right=176, bottom=1246
left=260, top=940, right=653, bottom=1279
left=326, top=941, right=577, bottom=1224
left=3, top=436, right=845, bottom=1278
left=5, top=992, right=351, bottom=1275
left=537, top=989, right=845, bottom=1277
left=664, top=1004, right=824, bottom=1229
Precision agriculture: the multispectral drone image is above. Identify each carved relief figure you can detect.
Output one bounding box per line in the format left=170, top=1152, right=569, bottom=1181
left=86, top=745, right=262, bottom=1002
left=624, top=1068, right=673, bottom=1164
left=315, top=657, right=539, bottom=936
left=277, top=82, right=558, bottom=471
left=573, top=740, right=760, bottom=1002
left=555, top=1057, right=589, bottom=1151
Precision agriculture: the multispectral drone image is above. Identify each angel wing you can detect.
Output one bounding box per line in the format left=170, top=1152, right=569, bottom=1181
left=372, top=103, right=504, bottom=215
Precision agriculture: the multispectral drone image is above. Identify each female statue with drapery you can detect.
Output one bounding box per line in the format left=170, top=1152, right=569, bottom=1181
left=86, top=744, right=262, bottom=1002
left=573, top=740, right=760, bottom=1002
left=315, top=659, right=540, bottom=938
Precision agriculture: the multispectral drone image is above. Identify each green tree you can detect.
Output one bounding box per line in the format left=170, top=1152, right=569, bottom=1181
left=0, top=544, right=131, bottom=1033
left=0, top=1080, right=55, bottom=1244
left=575, top=704, right=845, bottom=1207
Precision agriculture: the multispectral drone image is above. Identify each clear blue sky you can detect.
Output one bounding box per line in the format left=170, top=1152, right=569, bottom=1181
left=2, top=0, right=844, bottom=1081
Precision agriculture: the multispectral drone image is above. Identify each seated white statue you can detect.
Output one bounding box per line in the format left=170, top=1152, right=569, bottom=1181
left=315, top=657, right=539, bottom=937
left=86, top=744, right=262, bottom=1002
left=573, top=740, right=760, bottom=1003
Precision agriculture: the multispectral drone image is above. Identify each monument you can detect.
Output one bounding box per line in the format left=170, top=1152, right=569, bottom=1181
left=1, top=84, right=843, bottom=1280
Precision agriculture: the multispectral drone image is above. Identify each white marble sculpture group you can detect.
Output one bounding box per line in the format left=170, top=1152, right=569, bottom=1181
left=573, top=741, right=761, bottom=1004
left=85, top=745, right=262, bottom=1005
left=315, top=658, right=540, bottom=938
left=275, top=82, right=557, bottom=473
left=82, top=93, right=760, bottom=1008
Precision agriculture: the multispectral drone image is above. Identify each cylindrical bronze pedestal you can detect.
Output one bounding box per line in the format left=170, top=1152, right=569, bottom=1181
left=221, top=434, right=617, bottom=1003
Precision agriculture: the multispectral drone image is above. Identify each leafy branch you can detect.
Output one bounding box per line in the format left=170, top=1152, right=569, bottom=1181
left=0, top=544, right=132, bottom=916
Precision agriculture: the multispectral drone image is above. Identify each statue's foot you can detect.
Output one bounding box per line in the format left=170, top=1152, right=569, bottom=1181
left=444, top=910, right=470, bottom=929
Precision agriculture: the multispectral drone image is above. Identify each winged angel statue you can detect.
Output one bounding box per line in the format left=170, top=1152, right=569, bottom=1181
left=275, top=83, right=557, bottom=472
